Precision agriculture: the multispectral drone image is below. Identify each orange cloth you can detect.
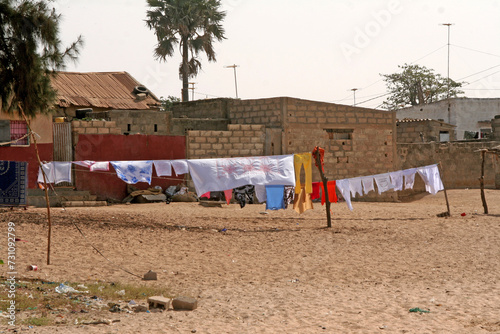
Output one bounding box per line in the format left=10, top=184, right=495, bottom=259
left=293, top=185, right=313, bottom=214
left=320, top=180, right=338, bottom=205
left=312, top=146, right=325, bottom=172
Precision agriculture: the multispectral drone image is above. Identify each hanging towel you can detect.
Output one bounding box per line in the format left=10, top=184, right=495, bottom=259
left=223, top=189, right=233, bottom=205
left=389, top=171, right=404, bottom=191
left=374, top=173, right=394, bottom=194
left=294, top=153, right=313, bottom=194
left=254, top=185, right=267, bottom=203
left=402, top=168, right=418, bottom=189
left=153, top=160, right=172, bottom=177
left=265, top=185, right=286, bottom=210
left=320, top=180, right=338, bottom=205
left=349, top=178, right=363, bottom=198
left=171, top=160, right=189, bottom=175
left=361, top=176, right=375, bottom=195
left=110, top=161, right=153, bottom=185
left=293, top=185, right=313, bottom=214
left=90, top=161, right=109, bottom=171
left=187, top=155, right=295, bottom=197
left=0, top=161, right=28, bottom=206
left=417, top=164, right=444, bottom=195
left=284, top=186, right=294, bottom=209
left=311, top=182, right=321, bottom=200
left=336, top=179, right=353, bottom=211
left=37, top=162, right=55, bottom=184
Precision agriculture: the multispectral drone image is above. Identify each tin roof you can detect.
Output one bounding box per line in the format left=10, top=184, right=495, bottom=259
left=51, top=71, right=161, bottom=110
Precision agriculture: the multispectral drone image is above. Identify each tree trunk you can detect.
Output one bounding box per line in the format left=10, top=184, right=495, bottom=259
left=181, top=37, right=189, bottom=102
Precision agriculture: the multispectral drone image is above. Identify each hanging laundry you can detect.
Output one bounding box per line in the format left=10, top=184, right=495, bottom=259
left=171, top=160, right=189, bottom=176
left=311, top=182, right=321, bottom=200
left=73, top=160, right=109, bottom=171
left=361, top=176, right=375, bottom=195
left=312, top=146, right=325, bottom=172
left=293, top=185, right=313, bottom=214
left=187, top=155, right=295, bottom=197
left=233, top=185, right=255, bottom=208
left=320, top=180, right=338, bottom=205
left=265, top=185, right=286, bottom=210
left=417, top=164, right=444, bottom=195
left=284, top=186, right=294, bottom=209
left=201, top=192, right=210, bottom=199
left=389, top=171, right=404, bottom=191
left=153, top=160, right=172, bottom=177
left=110, top=161, right=153, bottom=185
left=294, top=153, right=313, bottom=194
left=402, top=168, right=418, bottom=190
left=223, top=189, right=233, bottom=205
left=37, top=162, right=72, bottom=184
left=336, top=179, right=353, bottom=211
left=37, top=162, right=54, bottom=184
left=0, top=161, right=28, bottom=206
left=374, top=173, right=394, bottom=194
left=349, top=178, right=363, bottom=198
left=254, top=185, right=267, bottom=203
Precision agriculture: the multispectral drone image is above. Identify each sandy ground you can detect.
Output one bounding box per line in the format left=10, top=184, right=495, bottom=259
left=1, top=189, right=499, bottom=333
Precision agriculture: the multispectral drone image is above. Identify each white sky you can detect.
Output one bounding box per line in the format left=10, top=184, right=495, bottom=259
left=55, top=0, right=500, bottom=109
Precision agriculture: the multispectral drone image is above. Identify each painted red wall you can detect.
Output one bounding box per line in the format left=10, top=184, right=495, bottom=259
left=0, top=144, right=53, bottom=188
left=74, top=134, right=186, bottom=201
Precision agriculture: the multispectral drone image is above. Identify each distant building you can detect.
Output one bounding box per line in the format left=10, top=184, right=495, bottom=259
left=396, top=118, right=456, bottom=143
left=396, top=98, right=500, bottom=140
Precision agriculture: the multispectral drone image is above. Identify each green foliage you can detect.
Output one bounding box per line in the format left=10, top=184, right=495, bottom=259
left=160, top=95, right=181, bottom=111
left=381, top=64, right=465, bottom=110
left=146, top=0, right=226, bottom=102
left=0, top=0, right=83, bottom=117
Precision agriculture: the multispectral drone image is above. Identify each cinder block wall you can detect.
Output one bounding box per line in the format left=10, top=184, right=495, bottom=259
left=108, top=110, right=169, bottom=135
left=397, top=120, right=456, bottom=143
left=228, top=98, right=283, bottom=127
left=187, top=124, right=266, bottom=159
left=398, top=141, right=500, bottom=189
left=71, top=120, right=121, bottom=146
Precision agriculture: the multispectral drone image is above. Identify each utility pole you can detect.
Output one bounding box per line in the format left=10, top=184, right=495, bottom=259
left=441, top=23, right=453, bottom=123
left=351, top=88, right=358, bottom=106
left=225, top=64, right=239, bottom=98
left=188, top=82, right=196, bottom=101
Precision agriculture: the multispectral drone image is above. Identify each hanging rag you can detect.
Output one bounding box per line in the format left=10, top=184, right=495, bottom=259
left=294, top=153, right=313, bottom=194
left=284, top=186, right=295, bottom=209
left=349, top=178, right=363, bottom=198
left=254, top=185, right=267, bottom=203
left=153, top=160, right=172, bottom=177
left=374, top=173, right=394, bottom=194
left=312, top=146, right=325, bottom=172
left=0, top=161, right=28, bottom=206
left=223, top=189, right=233, bottom=205
left=110, top=161, right=153, bottom=185
left=389, top=171, right=404, bottom=191
left=171, top=159, right=189, bottom=175
left=311, top=182, right=321, bottom=200
left=233, top=185, right=255, bottom=208
left=402, top=168, right=418, bottom=190
left=265, top=185, right=286, bottom=210
left=320, top=180, right=338, bottom=205
left=417, top=164, right=444, bottom=195
left=37, top=162, right=72, bottom=184
left=293, top=185, right=313, bottom=214
left=336, top=179, right=353, bottom=211
left=361, top=176, right=375, bottom=195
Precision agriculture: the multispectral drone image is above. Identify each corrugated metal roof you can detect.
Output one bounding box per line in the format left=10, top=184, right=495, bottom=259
left=52, top=71, right=161, bottom=110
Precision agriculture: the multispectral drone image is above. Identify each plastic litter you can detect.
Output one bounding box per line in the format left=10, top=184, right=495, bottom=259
left=409, top=307, right=430, bottom=313
left=55, top=283, right=84, bottom=294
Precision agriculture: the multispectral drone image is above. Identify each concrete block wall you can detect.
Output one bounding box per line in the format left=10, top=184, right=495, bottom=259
left=172, top=99, right=230, bottom=118
left=398, top=141, right=500, bottom=189
left=228, top=98, right=283, bottom=127
left=187, top=124, right=266, bottom=159
left=397, top=120, right=456, bottom=143
left=108, top=110, right=169, bottom=135
left=71, top=120, right=121, bottom=145
left=170, top=118, right=230, bottom=136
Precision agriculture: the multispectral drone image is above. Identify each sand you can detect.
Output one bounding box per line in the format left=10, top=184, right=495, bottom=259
left=1, top=189, right=499, bottom=333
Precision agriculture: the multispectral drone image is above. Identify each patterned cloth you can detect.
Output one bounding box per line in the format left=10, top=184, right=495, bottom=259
left=110, top=161, right=153, bottom=185
left=0, top=161, right=28, bottom=206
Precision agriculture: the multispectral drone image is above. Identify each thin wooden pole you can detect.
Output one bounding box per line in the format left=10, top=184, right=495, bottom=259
left=20, top=108, right=52, bottom=265
left=313, top=147, right=331, bottom=228
left=438, top=162, right=451, bottom=217
left=479, top=150, right=488, bottom=214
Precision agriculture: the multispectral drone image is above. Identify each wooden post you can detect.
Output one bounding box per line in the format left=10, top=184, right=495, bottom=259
left=313, top=147, right=331, bottom=228
left=438, top=162, right=451, bottom=217
left=479, top=150, right=488, bottom=214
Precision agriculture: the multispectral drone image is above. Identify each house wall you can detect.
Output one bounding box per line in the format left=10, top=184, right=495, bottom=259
left=71, top=120, right=122, bottom=148
left=0, top=113, right=53, bottom=144
left=187, top=124, right=265, bottom=159
left=108, top=110, right=169, bottom=135
left=172, top=99, right=230, bottom=118
left=396, top=98, right=500, bottom=140
left=398, top=141, right=500, bottom=189
left=170, top=118, right=230, bottom=136
left=228, top=98, right=283, bottom=127
left=74, top=134, right=186, bottom=201
left=396, top=120, right=456, bottom=143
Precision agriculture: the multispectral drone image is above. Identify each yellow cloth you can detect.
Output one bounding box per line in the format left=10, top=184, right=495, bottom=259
left=294, top=153, right=313, bottom=194
left=293, top=185, right=313, bottom=214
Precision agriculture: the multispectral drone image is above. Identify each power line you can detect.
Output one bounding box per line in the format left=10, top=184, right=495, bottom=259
left=458, top=64, right=500, bottom=81
left=451, top=44, right=500, bottom=58
left=463, top=70, right=500, bottom=86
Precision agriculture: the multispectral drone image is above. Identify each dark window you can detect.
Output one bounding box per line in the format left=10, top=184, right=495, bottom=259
left=324, top=128, right=353, bottom=140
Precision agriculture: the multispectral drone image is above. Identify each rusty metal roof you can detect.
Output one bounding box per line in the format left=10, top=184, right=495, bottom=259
left=51, top=71, right=161, bottom=110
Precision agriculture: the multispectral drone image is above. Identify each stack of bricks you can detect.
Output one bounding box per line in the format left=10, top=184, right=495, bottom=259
left=71, top=120, right=121, bottom=145
left=187, top=124, right=265, bottom=159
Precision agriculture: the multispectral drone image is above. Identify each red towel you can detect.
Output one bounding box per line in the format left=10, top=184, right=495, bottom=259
left=320, top=180, right=338, bottom=205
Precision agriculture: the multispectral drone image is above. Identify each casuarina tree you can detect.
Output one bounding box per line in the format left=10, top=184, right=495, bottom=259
left=0, top=0, right=83, bottom=117
left=146, top=0, right=226, bottom=102
left=381, top=64, right=464, bottom=110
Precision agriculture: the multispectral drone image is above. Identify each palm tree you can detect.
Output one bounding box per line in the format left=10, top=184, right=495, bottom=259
left=146, top=0, right=226, bottom=102
left=0, top=0, right=83, bottom=117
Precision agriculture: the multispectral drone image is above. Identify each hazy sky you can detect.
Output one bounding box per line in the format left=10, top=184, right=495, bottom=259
left=56, top=0, right=500, bottom=109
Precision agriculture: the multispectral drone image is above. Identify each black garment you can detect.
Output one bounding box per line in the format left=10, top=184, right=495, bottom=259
left=233, top=185, right=255, bottom=208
